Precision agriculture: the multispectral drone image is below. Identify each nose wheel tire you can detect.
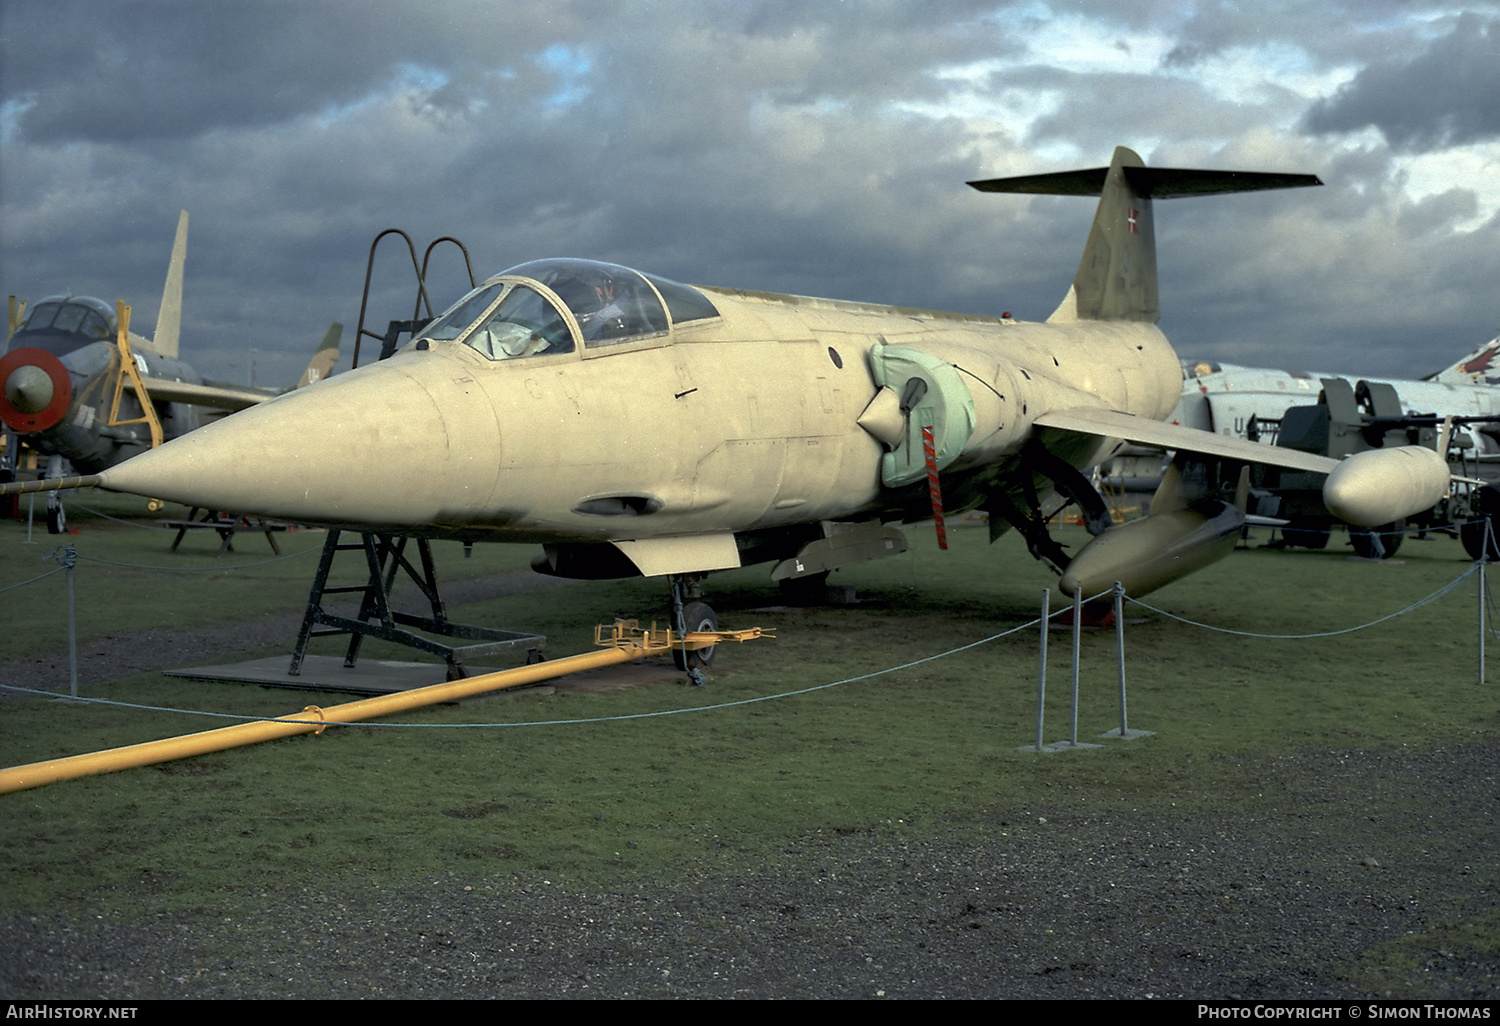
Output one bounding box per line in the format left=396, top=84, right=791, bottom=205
left=46, top=496, right=66, bottom=535
left=673, top=600, right=718, bottom=671
left=1349, top=523, right=1403, bottom=559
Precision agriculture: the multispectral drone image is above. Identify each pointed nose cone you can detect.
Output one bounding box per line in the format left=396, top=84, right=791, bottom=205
left=97, top=354, right=504, bottom=528
left=6, top=364, right=54, bottom=412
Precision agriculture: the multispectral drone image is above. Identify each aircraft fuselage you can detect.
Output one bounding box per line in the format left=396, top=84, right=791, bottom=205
left=100, top=275, right=1181, bottom=572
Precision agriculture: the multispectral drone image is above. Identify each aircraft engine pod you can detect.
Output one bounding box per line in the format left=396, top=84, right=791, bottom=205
left=1058, top=501, right=1244, bottom=599
left=1323, top=446, right=1450, bottom=528
left=0, top=348, right=73, bottom=433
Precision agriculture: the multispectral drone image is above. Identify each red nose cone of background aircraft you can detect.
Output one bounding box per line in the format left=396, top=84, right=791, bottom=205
left=0, top=347, right=72, bottom=433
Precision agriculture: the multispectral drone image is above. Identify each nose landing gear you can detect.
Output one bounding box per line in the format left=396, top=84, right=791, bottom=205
left=669, top=575, right=718, bottom=685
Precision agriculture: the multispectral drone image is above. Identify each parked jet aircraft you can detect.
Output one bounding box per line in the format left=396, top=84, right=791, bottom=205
left=1106, top=343, right=1500, bottom=488
left=1114, top=353, right=1500, bottom=559
left=3, top=147, right=1451, bottom=619
left=1, top=211, right=343, bottom=530
left=1171, top=350, right=1500, bottom=457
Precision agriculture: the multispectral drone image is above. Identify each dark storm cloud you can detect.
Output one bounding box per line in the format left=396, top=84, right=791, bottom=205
left=1, top=1, right=1497, bottom=387
left=0, top=0, right=1034, bottom=381
left=1300, top=12, right=1500, bottom=152
left=0, top=0, right=1001, bottom=144
left=0, top=0, right=613, bottom=143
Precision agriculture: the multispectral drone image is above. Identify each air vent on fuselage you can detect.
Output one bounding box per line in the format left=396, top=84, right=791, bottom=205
left=572, top=495, right=663, bottom=517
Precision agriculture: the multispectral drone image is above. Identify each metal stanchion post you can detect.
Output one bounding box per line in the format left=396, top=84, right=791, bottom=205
left=64, top=544, right=78, bottom=699
left=1114, top=581, right=1127, bottom=736
left=1070, top=585, right=1082, bottom=745
left=1482, top=517, right=1490, bottom=687
left=1034, top=589, right=1048, bottom=750
left=1099, top=582, right=1153, bottom=742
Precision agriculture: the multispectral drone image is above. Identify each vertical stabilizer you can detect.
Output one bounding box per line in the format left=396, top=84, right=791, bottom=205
left=296, top=323, right=343, bottom=388
left=153, top=210, right=188, bottom=360
left=1426, top=334, right=1500, bottom=385
left=968, top=149, right=1321, bottom=325
left=1073, top=147, right=1157, bottom=322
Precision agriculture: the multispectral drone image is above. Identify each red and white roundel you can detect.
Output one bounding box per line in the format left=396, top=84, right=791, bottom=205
left=0, top=347, right=74, bottom=433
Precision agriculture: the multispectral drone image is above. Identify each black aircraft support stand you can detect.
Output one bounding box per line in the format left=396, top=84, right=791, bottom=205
left=289, top=529, right=545, bottom=681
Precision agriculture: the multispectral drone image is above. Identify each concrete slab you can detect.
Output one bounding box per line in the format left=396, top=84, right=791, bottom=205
left=1017, top=740, right=1104, bottom=753
left=164, top=655, right=477, bottom=694
left=165, top=653, right=695, bottom=696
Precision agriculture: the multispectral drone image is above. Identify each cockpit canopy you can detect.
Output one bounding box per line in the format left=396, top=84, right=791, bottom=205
left=8, top=296, right=116, bottom=357
left=414, top=259, right=719, bottom=362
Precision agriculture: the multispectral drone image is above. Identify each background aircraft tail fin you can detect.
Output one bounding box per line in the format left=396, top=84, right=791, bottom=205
left=296, top=323, right=343, bottom=388
left=1425, top=334, right=1500, bottom=385
left=151, top=210, right=188, bottom=360
left=968, top=148, right=1321, bottom=324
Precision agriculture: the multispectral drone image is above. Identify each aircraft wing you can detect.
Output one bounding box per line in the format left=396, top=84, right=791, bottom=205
left=131, top=377, right=274, bottom=412
left=1033, top=406, right=1339, bottom=475
left=133, top=323, right=342, bottom=410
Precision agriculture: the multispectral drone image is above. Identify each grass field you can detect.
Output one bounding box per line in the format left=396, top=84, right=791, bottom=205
left=2, top=495, right=1496, bottom=995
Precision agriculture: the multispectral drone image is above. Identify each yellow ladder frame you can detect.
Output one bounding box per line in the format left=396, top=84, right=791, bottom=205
left=106, top=302, right=164, bottom=449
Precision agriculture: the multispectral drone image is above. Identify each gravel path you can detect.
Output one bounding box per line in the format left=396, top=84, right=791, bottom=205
left=3, top=741, right=1496, bottom=999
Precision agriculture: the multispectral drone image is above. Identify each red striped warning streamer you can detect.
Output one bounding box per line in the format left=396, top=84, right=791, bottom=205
left=921, top=423, right=948, bottom=551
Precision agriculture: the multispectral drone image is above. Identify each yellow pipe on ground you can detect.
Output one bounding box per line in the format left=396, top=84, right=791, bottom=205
left=0, top=625, right=754, bottom=795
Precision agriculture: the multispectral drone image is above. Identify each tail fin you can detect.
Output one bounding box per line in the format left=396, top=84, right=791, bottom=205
left=7, top=296, right=24, bottom=342
left=295, top=323, right=342, bottom=388
left=969, top=146, right=1321, bottom=324
left=1426, top=334, right=1500, bottom=385
left=152, top=210, right=188, bottom=359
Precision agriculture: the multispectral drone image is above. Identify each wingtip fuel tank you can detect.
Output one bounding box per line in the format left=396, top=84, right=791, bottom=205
left=1323, top=445, right=1451, bottom=529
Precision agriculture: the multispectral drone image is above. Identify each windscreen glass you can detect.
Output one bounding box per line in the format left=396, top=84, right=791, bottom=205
left=417, top=284, right=504, bottom=343
left=461, top=286, right=574, bottom=360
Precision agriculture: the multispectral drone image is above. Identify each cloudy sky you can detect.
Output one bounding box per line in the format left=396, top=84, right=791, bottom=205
left=2, top=0, right=1497, bottom=387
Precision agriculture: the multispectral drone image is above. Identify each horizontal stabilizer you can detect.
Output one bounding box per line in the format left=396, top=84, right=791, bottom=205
left=967, top=166, right=1323, bottom=198
left=970, top=148, right=1322, bottom=324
